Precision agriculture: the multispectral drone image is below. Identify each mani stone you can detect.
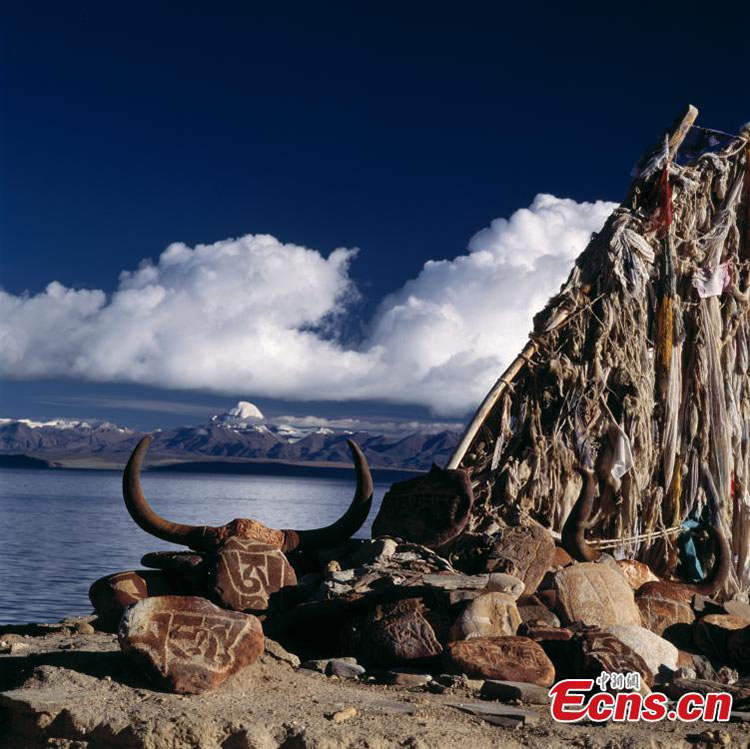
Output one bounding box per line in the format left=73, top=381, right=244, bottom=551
left=350, top=598, right=446, bottom=667
left=554, top=562, right=641, bottom=627
left=694, top=614, right=750, bottom=662
left=635, top=581, right=695, bottom=636
left=443, top=636, right=555, bottom=687
left=450, top=593, right=521, bottom=641
left=616, top=559, right=659, bottom=590
left=89, top=570, right=178, bottom=631
left=210, top=537, right=297, bottom=613
left=371, top=464, right=474, bottom=549
left=119, top=595, right=264, bottom=694
left=570, top=627, right=653, bottom=688
left=485, top=526, right=555, bottom=596
left=604, top=625, right=679, bottom=680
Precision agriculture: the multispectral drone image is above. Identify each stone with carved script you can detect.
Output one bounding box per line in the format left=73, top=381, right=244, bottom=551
left=570, top=626, right=653, bottom=688
left=443, top=636, right=555, bottom=687
left=89, top=570, right=178, bottom=631
left=554, top=562, right=641, bottom=627
left=119, top=595, right=264, bottom=694
left=348, top=598, right=446, bottom=667
left=635, top=581, right=694, bottom=636
left=210, top=537, right=297, bottom=613
left=371, top=465, right=473, bottom=549
left=485, top=526, right=555, bottom=596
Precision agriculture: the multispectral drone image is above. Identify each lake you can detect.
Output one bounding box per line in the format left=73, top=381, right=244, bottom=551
left=0, top=468, right=389, bottom=625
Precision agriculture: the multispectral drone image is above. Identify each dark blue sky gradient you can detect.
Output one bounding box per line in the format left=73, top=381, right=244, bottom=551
left=1, top=2, right=749, bottom=427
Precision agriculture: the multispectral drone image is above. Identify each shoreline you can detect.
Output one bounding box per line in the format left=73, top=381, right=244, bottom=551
left=0, top=452, right=418, bottom=482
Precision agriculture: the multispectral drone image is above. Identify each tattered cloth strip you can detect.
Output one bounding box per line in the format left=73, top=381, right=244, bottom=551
left=692, top=262, right=733, bottom=298
left=457, top=127, right=750, bottom=597
left=743, top=145, right=750, bottom=259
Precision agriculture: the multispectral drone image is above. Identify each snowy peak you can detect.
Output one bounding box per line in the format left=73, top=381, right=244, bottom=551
left=210, top=401, right=265, bottom=429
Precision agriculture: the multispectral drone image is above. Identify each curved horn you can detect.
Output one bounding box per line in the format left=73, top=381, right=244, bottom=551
left=283, top=439, right=373, bottom=552
left=123, top=435, right=221, bottom=550
left=561, top=469, right=600, bottom=562
left=691, top=524, right=731, bottom=596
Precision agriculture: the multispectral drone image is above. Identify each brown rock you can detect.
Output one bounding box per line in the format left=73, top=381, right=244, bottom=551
left=443, top=636, right=555, bottom=687
left=694, top=614, right=750, bottom=662
left=349, top=598, right=446, bottom=667
left=89, top=570, right=178, bottom=631
left=551, top=547, right=573, bottom=568
left=518, top=605, right=560, bottom=628
left=616, top=559, right=659, bottom=590
left=210, top=537, right=297, bottom=613
left=635, top=581, right=694, bottom=636
left=119, top=595, right=264, bottom=694
left=570, top=626, right=653, bottom=688
left=141, top=550, right=207, bottom=571
left=554, top=562, right=641, bottom=627
left=484, top=526, right=555, bottom=595
left=450, top=593, right=521, bottom=640
left=371, top=465, right=474, bottom=549
left=604, top=625, right=679, bottom=680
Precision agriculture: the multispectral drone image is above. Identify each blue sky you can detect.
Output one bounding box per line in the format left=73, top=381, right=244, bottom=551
left=1, top=2, right=749, bottom=430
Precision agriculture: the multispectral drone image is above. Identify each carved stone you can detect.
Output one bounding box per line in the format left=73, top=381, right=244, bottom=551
left=371, top=465, right=473, bottom=549
left=616, top=559, right=659, bottom=590
left=89, top=570, right=179, bottom=631
left=119, top=595, right=264, bottom=694
left=635, top=581, right=694, bottom=636
left=570, top=626, right=653, bottom=688
left=485, top=526, right=555, bottom=595
left=443, top=636, right=555, bottom=687
left=349, top=598, right=446, bottom=667
left=554, top=562, right=641, bottom=627
left=210, top=537, right=297, bottom=613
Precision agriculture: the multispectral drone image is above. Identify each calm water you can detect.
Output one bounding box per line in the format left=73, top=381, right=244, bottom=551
left=0, top=468, right=388, bottom=625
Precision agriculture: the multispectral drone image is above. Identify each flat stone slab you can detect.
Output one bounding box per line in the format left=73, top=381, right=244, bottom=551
left=480, top=680, right=550, bottom=704
left=446, top=701, right=542, bottom=726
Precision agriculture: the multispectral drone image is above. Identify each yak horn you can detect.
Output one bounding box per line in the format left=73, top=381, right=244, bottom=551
left=561, top=469, right=600, bottom=562
left=123, top=435, right=221, bottom=549
left=284, top=439, right=374, bottom=551
left=123, top=435, right=373, bottom=552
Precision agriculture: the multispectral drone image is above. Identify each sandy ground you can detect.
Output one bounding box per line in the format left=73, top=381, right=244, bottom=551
left=1, top=620, right=749, bottom=749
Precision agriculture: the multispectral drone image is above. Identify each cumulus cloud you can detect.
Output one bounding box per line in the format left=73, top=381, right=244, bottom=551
left=0, top=195, right=616, bottom=415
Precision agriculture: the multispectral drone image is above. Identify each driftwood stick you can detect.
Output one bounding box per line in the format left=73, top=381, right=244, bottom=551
left=446, top=105, right=700, bottom=472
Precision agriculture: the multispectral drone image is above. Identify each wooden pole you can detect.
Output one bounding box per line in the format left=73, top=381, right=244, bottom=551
left=446, top=105, right=700, bottom=472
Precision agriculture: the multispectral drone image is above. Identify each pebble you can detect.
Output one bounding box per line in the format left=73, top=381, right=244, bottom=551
left=329, top=707, right=357, bottom=723
left=327, top=659, right=365, bottom=678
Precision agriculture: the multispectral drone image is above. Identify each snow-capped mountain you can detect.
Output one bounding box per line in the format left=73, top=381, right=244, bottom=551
left=0, top=402, right=462, bottom=470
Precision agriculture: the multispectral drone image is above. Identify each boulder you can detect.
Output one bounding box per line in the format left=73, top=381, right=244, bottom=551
left=141, top=550, right=207, bottom=572
left=443, top=636, right=555, bottom=687
left=518, top=605, right=560, bottom=628
left=119, top=595, right=264, bottom=694
left=551, top=547, right=573, bottom=569
left=480, top=680, right=550, bottom=704
left=371, top=465, right=474, bottom=549
left=349, top=597, right=446, bottom=667
left=604, top=625, right=679, bottom=680
left=485, top=573, right=525, bottom=599
left=89, top=570, right=178, bottom=631
left=616, top=560, right=659, bottom=590
left=695, top=614, right=750, bottom=662
left=449, top=593, right=521, bottom=640
left=635, top=581, right=695, bottom=636
left=554, top=562, right=641, bottom=627
left=484, top=526, right=555, bottom=595
left=210, top=537, right=297, bottom=613
left=570, top=626, right=653, bottom=688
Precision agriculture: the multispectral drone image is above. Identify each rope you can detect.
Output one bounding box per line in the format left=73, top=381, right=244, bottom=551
left=590, top=525, right=683, bottom=549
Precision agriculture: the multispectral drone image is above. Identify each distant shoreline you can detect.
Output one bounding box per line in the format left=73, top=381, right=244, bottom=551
left=0, top=453, right=418, bottom=482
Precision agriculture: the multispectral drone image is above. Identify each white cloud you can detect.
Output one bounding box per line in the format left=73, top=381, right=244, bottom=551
left=0, top=195, right=615, bottom=416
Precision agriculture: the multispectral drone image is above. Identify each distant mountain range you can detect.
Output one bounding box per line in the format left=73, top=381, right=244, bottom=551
left=0, top=402, right=462, bottom=472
